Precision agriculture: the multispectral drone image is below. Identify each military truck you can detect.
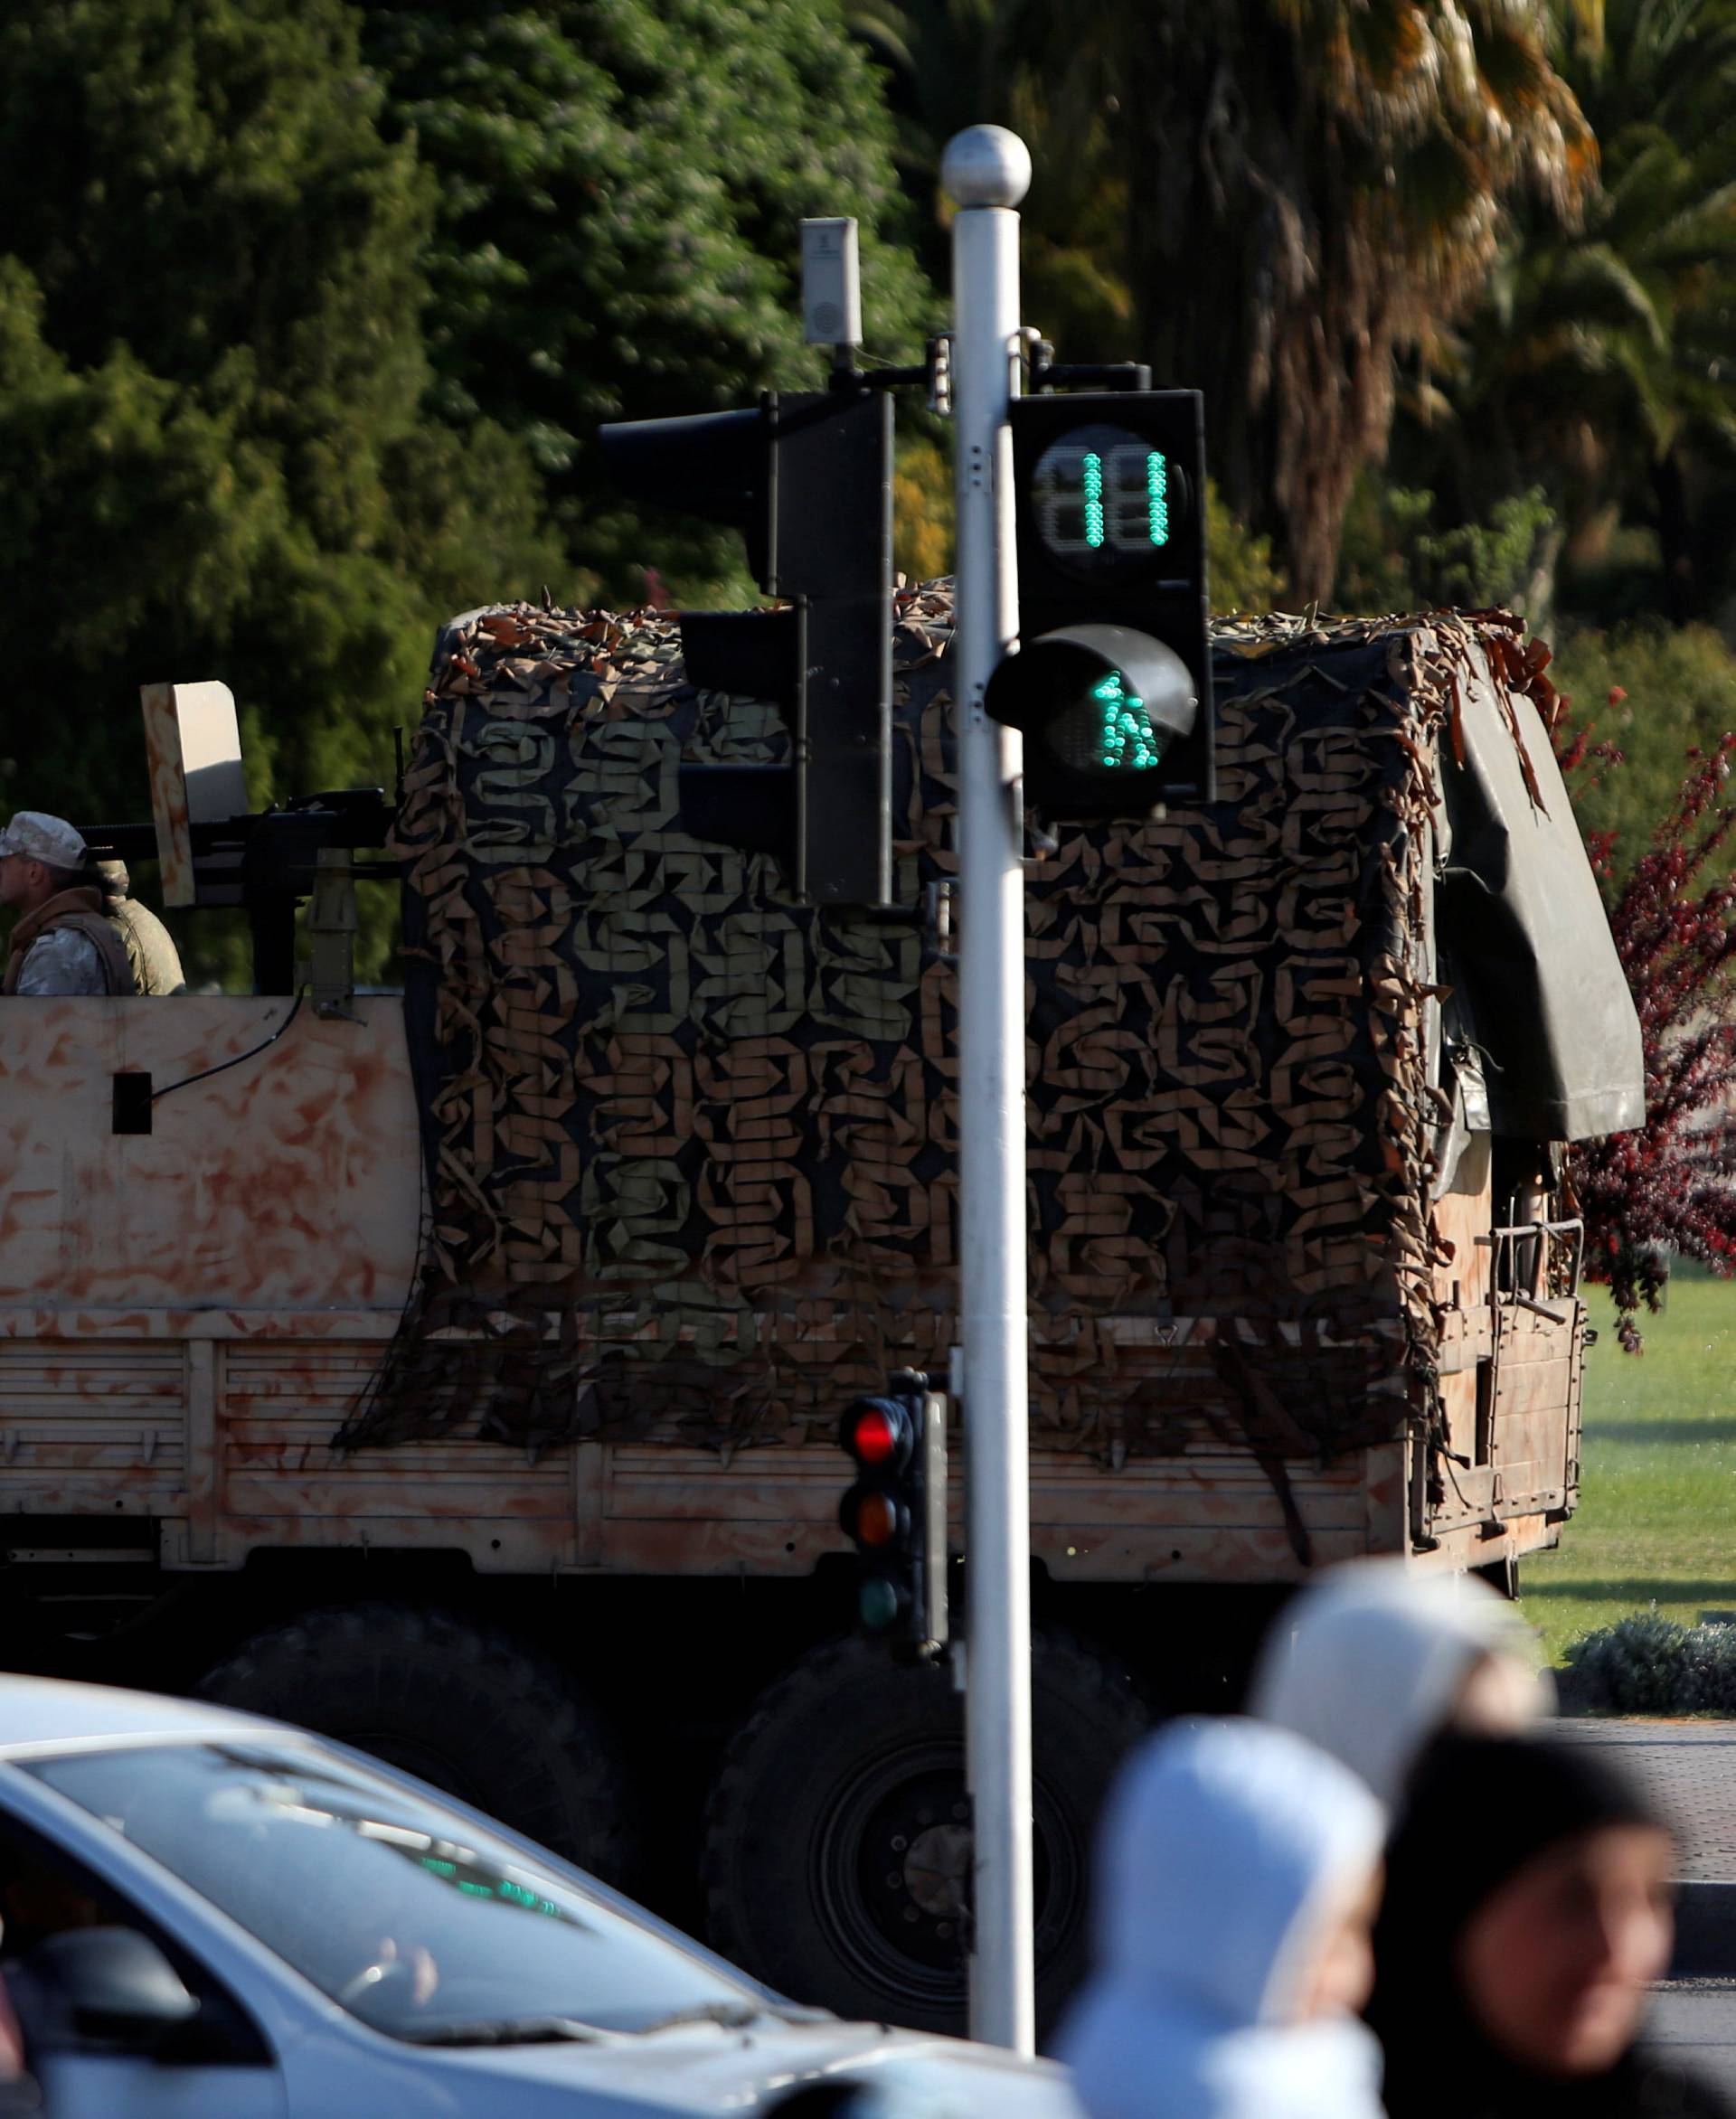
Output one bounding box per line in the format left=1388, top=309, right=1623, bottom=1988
left=0, top=589, right=1641, bottom=2034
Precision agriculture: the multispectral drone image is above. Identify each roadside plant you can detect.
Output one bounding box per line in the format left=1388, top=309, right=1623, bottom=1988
left=1564, top=1611, right=1736, bottom=1714
left=1557, top=692, right=1736, bottom=1346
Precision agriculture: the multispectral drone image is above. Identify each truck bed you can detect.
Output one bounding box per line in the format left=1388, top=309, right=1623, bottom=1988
left=0, top=996, right=1572, bottom=1583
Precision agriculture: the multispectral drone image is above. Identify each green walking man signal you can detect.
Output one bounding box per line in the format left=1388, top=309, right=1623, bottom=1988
left=986, top=389, right=1215, bottom=820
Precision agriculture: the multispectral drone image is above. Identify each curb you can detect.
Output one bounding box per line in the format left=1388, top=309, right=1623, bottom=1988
left=1674, top=1883, right=1736, bottom=1980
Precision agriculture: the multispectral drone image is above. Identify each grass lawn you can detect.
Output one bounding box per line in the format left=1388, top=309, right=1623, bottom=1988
left=1520, top=1269, right=1736, bottom=1668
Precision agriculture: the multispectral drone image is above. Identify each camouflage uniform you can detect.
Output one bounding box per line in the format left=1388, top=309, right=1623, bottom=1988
left=0, top=814, right=137, bottom=996
left=3, top=890, right=135, bottom=996
left=94, top=862, right=186, bottom=996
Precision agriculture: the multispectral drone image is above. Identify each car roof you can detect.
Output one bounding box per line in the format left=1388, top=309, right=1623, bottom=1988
left=0, top=1672, right=278, bottom=1757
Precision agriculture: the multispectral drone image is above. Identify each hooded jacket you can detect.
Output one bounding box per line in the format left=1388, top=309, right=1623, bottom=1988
left=1057, top=1718, right=1387, bottom=2119
left=1247, top=1559, right=1550, bottom=1804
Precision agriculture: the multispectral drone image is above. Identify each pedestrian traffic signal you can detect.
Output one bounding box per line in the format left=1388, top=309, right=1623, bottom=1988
left=986, top=391, right=1214, bottom=819
left=839, top=1385, right=948, bottom=1655
left=599, top=388, right=892, bottom=904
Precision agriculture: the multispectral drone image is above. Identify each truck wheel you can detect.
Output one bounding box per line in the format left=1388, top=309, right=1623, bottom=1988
left=703, top=1630, right=1149, bottom=2037
left=197, top=1603, right=626, bottom=1881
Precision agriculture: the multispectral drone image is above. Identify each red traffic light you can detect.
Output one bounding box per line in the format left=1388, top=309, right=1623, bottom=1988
left=853, top=1409, right=897, bottom=1464
left=840, top=1397, right=913, bottom=1470
left=835, top=1380, right=948, bottom=1656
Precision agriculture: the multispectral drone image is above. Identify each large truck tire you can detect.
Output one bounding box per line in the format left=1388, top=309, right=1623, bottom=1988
left=702, top=1629, right=1150, bottom=2037
left=197, top=1603, right=627, bottom=1882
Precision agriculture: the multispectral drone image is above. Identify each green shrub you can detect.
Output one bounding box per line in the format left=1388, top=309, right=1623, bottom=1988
left=1208, top=480, right=1283, bottom=615
left=1413, top=487, right=1559, bottom=613
left=1334, top=480, right=1559, bottom=618
left=1563, top=1612, right=1736, bottom=1714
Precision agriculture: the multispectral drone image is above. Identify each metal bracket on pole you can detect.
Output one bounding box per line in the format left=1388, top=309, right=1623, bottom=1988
left=941, top=121, right=1036, bottom=2058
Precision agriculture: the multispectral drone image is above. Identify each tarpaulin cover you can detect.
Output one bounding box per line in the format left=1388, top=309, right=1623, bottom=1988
left=341, top=594, right=1630, bottom=1464
left=1438, top=659, right=1645, bottom=1142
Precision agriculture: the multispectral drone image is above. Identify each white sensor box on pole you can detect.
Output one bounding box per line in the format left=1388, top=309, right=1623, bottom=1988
left=800, top=217, right=862, bottom=346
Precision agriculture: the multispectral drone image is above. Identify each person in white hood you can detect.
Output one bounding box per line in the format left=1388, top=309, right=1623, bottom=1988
left=1057, top=1717, right=1387, bottom=2119
left=1246, top=1558, right=1549, bottom=1805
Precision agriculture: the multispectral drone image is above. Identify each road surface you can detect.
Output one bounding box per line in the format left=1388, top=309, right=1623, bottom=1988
left=1648, top=1984, right=1736, bottom=2098
left=1557, top=1721, right=1736, bottom=2093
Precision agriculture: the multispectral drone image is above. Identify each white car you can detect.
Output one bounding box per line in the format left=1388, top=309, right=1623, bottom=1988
left=0, top=1674, right=1080, bottom=2117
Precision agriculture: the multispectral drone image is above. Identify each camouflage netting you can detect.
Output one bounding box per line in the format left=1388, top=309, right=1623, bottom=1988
left=342, top=589, right=1554, bottom=1468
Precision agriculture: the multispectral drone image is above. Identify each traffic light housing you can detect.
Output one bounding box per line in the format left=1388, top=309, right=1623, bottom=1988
left=987, top=390, right=1215, bottom=820
left=839, top=1384, right=948, bottom=1655
left=599, top=388, right=892, bottom=904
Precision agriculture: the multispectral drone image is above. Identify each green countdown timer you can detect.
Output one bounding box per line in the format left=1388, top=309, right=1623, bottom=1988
left=1031, top=421, right=1184, bottom=581
left=1046, top=668, right=1170, bottom=777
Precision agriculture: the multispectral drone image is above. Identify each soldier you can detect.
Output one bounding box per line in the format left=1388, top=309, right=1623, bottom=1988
left=0, top=813, right=137, bottom=996
left=90, top=859, right=186, bottom=995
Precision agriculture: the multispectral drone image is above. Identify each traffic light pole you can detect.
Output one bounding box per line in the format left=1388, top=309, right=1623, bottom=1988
left=942, top=123, right=1036, bottom=2057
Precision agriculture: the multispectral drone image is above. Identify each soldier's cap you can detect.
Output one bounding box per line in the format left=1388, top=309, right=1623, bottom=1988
left=0, top=812, right=88, bottom=871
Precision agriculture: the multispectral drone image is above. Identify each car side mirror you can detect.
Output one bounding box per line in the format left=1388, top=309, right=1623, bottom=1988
left=28, top=1927, right=200, bottom=2049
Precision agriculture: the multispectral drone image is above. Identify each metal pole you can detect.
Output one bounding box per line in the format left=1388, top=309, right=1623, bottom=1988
left=941, top=123, right=1034, bottom=2058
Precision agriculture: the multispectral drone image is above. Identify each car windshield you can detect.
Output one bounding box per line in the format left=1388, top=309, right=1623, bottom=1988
left=24, top=1740, right=763, bottom=2041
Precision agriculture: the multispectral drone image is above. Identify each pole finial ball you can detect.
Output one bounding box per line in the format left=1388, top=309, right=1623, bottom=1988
left=941, top=127, right=1032, bottom=210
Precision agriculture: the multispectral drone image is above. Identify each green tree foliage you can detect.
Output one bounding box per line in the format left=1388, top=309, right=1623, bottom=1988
left=0, top=0, right=562, bottom=976
left=0, top=0, right=939, bottom=977
left=1335, top=480, right=1561, bottom=619
left=361, top=0, right=936, bottom=602
left=1206, top=484, right=1283, bottom=616
left=1552, top=621, right=1736, bottom=881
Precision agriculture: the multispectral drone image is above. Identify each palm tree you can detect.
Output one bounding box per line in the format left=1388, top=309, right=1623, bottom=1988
left=850, top=0, right=1137, bottom=356
left=1429, top=0, right=1736, bottom=619
left=1005, top=0, right=1597, bottom=600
